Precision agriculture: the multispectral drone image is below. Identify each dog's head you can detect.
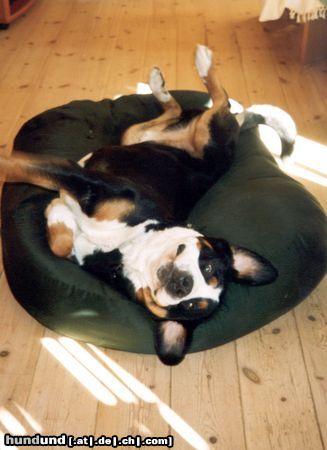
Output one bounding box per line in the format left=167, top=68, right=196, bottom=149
left=141, top=232, right=277, bottom=365
left=83, top=228, right=277, bottom=365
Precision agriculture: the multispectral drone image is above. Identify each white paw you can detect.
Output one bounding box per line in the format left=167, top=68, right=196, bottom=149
left=149, top=66, right=165, bottom=93
left=195, top=44, right=213, bottom=80
left=149, top=66, right=171, bottom=103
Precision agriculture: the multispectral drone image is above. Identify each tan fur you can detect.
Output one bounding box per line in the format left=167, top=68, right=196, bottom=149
left=209, top=276, right=219, bottom=288
left=198, top=237, right=214, bottom=250
left=136, top=287, right=168, bottom=319
left=197, top=299, right=209, bottom=309
left=94, top=199, right=135, bottom=222
left=192, top=57, right=229, bottom=152
left=122, top=58, right=229, bottom=159
left=0, top=155, right=57, bottom=190
left=47, top=222, right=74, bottom=257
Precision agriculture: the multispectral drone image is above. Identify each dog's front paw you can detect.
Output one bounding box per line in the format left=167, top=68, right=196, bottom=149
left=195, top=44, right=213, bottom=80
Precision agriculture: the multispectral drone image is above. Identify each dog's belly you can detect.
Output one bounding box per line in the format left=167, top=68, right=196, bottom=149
left=136, top=128, right=197, bottom=155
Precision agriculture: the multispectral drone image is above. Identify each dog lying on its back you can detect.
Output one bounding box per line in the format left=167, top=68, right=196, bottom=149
left=0, top=45, right=296, bottom=365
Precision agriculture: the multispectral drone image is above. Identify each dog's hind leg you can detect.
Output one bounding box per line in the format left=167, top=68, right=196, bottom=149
left=192, top=45, right=238, bottom=156
left=121, top=67, right=182, bottom=145
left=195, top=45, right=231, bottom=108
left=148, top=66, right=182, bottom=116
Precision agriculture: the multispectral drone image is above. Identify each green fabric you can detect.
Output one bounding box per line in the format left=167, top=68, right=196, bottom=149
left=2, top=92, right=326, bottom=353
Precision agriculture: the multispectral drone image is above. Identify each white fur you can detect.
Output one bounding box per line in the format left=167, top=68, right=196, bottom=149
left=161, top=321, right=185, bottom=351
left=247, top=104, right=297, bottom=136
left=46, top=196, right=222, bottom=308
left=47, top=194, right=157, bottom=264
left=121, top=227, right=222, bottom=306
left=195, top=44, right=213, bottom=80
left=228, top=98, right=245, bottom=126
left=233, top=250, right=260, bottom=278
left=46, top=201, right=77, bottom=234
left=149, top=66, right=171, bottom=103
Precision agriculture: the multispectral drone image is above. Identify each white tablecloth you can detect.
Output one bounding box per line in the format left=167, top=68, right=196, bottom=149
left=259, top=0, right=327, bottom=22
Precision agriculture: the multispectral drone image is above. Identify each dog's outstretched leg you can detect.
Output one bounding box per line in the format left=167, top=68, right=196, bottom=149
left=121, top=67, right=182, bottom=145
left=195, top=44, right=227, bottom=104
left=192, top=45, right=237, bottom=156
left=148, top=66, right=182, bottom=115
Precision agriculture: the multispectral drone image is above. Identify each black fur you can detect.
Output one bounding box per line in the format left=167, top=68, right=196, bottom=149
left=82, top=249, right=136, bottom=299
left=82, top=142, right=225, bottom=222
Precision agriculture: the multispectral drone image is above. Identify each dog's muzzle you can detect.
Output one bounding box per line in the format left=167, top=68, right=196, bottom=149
left=157, top=264, right=194, bottom=298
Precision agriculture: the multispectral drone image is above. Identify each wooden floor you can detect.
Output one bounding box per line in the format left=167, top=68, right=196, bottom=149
left=0, top=1, right=326, bottom=449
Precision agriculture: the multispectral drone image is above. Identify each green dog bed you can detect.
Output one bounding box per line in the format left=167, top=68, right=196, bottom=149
left=1, top=91, right=326, bottom=353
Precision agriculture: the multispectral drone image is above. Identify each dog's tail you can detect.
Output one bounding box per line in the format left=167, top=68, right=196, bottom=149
left=240, top=104, right=297, bottom=159
left=0, top=152, right=136, bottom=215
left=0, top=152, right=84, bottom=191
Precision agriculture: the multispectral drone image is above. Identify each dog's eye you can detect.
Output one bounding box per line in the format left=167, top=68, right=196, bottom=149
left=203, top=263, right=213, bottom=274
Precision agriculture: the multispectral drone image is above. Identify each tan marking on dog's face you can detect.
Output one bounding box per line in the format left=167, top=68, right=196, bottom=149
left=202, top=238, right=213, bottom=250
left=94, top=199, right=135, bottom=222
left=208, top=276, right=219, bottom=288
left=198, top=299, right=209, bottom=310
left=197, top=237, right=214, bottom=251
left=47, top=222, right=74, bottom=257
left=136, top=287, right=168, bottom=319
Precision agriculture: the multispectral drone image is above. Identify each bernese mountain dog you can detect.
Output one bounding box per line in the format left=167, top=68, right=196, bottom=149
left=0, top=45, right=296, bottom=365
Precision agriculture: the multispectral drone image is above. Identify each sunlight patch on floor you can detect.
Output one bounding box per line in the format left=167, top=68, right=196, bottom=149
left=0, top=429, right=18, bottom=450
left=88, top=343, right=158, bottom=404
left=0, top=405, right=42, bottom=447
left=88, top=344, right=210, bottom=450
left=0, top=408, right=26, bottom=435
left=13, top=403, right=43, bottom=433
left=42, top=338, right=117, bottom=406
left=158, top=402, right=210, bottom=450
left=59, top=337, right=137, bottom=404
left=258, top=124, right=327, bottom=187
left=39, top=337, right=209, bottom=450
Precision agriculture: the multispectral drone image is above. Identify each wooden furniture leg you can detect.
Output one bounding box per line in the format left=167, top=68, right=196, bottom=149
left=0, top=0, right=36, bottom=28
left=300, top=18, right=327, bottom=63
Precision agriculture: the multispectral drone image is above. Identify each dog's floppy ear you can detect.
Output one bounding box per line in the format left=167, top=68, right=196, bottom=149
left=231, top=246, right=278, bottom=286
left=203, top=237, right=277, bottom=286
left=154, top=321, right=194, bottom=366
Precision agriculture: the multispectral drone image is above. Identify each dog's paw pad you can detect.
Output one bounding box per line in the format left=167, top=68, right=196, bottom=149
left=149, top=66, right=165, bottom=93
left=195, top=44, right=213, bottom=80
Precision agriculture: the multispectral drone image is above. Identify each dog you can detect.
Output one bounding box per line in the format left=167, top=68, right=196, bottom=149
left=0, top=45, right=295, bottom=365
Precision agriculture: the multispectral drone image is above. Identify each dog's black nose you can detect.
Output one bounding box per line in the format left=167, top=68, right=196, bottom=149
left=167, top=273, right=194, bottom=298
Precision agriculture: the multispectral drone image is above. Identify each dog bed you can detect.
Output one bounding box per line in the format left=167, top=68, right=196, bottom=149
left=2, top=91, right=326, bottom=353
